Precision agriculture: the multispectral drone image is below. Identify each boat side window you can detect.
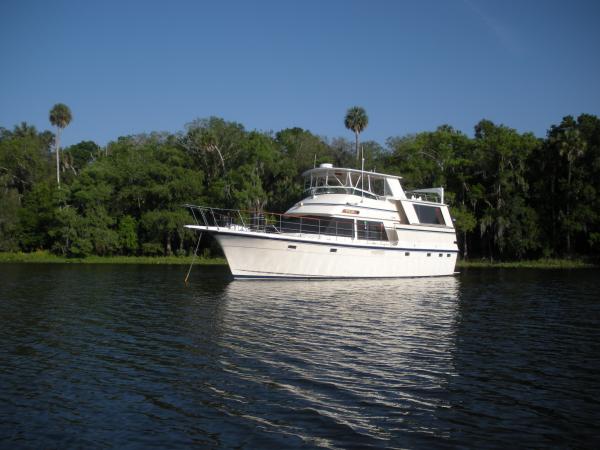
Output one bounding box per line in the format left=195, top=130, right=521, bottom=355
left=413, top=205, right=446, bottom=225
left=357, top=220, right=388, bottom=241
left=280, top=216, right=353, bottom=237
left=320, top=218, right=354, bottom=237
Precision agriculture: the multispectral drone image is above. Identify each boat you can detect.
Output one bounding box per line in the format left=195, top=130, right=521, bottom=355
left=184, top=164, right=458, bottom=279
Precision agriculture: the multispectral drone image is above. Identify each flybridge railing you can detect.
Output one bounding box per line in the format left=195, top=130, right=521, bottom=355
left=184, top=204, right=374, bottom=240
left=304, top=186, right=382, bottom=200
left=405, top=188, right=444, bottom=204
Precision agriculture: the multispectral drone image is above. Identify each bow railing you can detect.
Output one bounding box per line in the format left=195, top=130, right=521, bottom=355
left=183, top=204, right=385, bottom=240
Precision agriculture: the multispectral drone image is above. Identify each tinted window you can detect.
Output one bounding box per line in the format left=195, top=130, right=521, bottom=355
left=357, top=221, right=388, bottom=241
left=413, top=205, right=446, bottom=225
left=280, top=216, right=353, bottom=237
left=320, top=218, right=354, bottom=237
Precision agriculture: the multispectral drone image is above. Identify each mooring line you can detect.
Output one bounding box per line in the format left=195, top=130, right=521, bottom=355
left=184, top=232, right=203, bottom=286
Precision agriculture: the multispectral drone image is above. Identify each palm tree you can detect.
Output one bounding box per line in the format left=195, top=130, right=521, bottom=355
left=554, top=126, right=586, bottom=254
left=49, top=103, right=72, bottom=187
left=344, top=106, right=369, bottom=160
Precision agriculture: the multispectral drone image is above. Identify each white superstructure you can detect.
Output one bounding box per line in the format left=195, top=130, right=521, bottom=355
left=185, top=164, right=458, bottom=279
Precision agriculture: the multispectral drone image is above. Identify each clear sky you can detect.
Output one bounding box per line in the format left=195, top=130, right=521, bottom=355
left=1, top=0, right=599, bottom=147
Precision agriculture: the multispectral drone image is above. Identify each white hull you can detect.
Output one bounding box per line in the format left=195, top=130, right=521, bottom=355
left=196, top=227, right=457, bottom=279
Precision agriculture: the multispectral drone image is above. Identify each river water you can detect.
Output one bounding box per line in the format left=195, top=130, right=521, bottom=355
left=1, top=264, right=599, bottom=449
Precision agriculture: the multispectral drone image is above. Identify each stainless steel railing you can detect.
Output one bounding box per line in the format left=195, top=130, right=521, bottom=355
left=184, top=204, right=389, bottom=240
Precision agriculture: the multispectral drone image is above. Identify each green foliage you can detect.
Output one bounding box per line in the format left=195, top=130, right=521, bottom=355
left=0, top=189, right=21, bottom=251
left=451, top=204, right=476, bottom=234
left=118, top=215, right=138, bottom=254
left=471, top=120, right=541, bottom=259
left=18, top=181, right=59, bottom=251
left=0, top=123, right=52, bottom=194
left=49, top=104, right=72, bottom=129
left=276, top=127, right=332, bottom=172
left=1, top=112, right=600, bottom=261
left=530, top=114, right=600, bottom=257
left=61, top=140, right=100, bottom=180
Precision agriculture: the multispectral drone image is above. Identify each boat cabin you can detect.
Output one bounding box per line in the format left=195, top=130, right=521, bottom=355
left=291, top=164, right=453, bottom=231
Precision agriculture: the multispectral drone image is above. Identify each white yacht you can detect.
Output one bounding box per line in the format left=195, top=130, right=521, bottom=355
left=185, top=164, right=458, bottom=279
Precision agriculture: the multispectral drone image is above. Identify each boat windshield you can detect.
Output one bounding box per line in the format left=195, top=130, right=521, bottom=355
left=303, top=169, right=390, bottom=199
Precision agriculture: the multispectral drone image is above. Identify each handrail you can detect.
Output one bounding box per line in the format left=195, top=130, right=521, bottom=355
left=303, top=185, right=383, bottom=200
left=404, top=191, right=443, bottom=204
left=183, top=204, right=389, bottom=242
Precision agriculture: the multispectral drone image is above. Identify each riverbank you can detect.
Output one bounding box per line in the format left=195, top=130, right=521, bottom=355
left=0, top=252, right=226, bottom=265
left=457, top=258, right=597, bottom=269
left=1, top=252, right=596, bottom=269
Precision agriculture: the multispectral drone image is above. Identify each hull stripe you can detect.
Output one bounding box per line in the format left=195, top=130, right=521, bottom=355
left=233, top=273, right=457, bottom=280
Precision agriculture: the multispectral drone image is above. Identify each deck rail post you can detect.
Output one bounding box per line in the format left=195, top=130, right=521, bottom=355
left=189, top=206, right=199, bottom=226
left=199, top=208, right=209, bottom=228
left=210, top=208, right=219, bottom=230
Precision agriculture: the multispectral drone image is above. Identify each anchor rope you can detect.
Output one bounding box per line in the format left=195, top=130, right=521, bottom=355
left=184, top=232, right=203, bottom=285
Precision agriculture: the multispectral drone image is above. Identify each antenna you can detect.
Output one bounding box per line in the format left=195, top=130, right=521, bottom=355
left=361, top=145, right=365, bottom=201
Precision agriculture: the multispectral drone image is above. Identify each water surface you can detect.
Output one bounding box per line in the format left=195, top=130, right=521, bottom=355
left=1, top=264, right=599, bottom=448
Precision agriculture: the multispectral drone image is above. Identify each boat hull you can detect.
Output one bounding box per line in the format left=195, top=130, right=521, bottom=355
left=206, top=229, right=457, bottom=279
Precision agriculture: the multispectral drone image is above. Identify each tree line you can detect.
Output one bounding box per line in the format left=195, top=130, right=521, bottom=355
left=1, top=110, right=599, bottom=261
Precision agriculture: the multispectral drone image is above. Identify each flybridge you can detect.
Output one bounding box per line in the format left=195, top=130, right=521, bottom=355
left=302, top=164, right=444, bottom=204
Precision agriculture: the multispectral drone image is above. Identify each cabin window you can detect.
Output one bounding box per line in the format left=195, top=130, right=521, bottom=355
left=319, top=218, right=354, bottom=237
left=413, top=205, right=446, bottom=225
left=280, top=216, right=353, bottom=238
left=357, top=221, right=388, bottom=241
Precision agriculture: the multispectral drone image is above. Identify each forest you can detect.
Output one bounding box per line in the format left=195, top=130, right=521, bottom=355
left=1, top=112, right=599, bottom=261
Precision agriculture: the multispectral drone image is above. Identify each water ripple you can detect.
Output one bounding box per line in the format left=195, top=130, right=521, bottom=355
left=1, top=265, right=599, bottom=448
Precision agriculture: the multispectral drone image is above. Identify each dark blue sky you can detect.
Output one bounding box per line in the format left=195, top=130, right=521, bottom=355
left=1, top=0, right=599, bottom=147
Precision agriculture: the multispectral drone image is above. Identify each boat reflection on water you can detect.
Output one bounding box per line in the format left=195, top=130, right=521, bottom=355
left=223, top=275, right=460, bottom=321
left=215, top=276, right=461, bottom=445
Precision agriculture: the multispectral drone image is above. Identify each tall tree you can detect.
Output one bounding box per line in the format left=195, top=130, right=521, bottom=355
left=553, top=119, right=586, bottom=254
left=49, top=103, right=73, bottom=187
left=344, top=106, right=369, bottom=160
left=473, top=120, right=540, bottom=259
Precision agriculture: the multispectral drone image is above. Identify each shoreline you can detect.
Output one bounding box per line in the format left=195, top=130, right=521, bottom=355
left=0, top=252, right=226, bottom=265
left=0, top=252, right=596, bottom=269
left=457, top=258, right=597, bottom=269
